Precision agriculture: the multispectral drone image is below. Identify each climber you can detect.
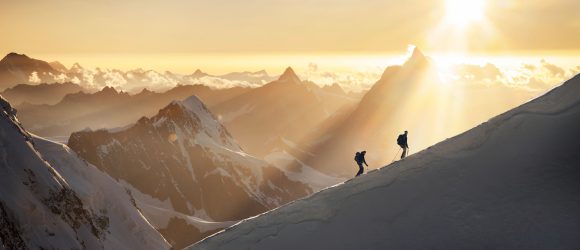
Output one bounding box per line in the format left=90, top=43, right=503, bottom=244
left=354, top=151, right=368, bottom=177
left=397, top=131, right=409, bottom=159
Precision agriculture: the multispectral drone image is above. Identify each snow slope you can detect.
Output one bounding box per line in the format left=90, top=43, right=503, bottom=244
left=0, top=95, right=169, bottom=249
left=68, top=95, right=311, bottom=248
left=33, top=136, right=170, bottom=249
left=189, top=74, right=580, bottom=249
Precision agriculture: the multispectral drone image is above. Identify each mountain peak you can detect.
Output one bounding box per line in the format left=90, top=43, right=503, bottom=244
left=403, top=46, right=428, bottom=68
left=70, top=62, right=84, bottom=70
left=176, top=95, right=207, bottom=114
left=49, top=61, right=68, bottom=72
left=1, top=52, right=31, bottom=64
left=5, top=52, right=28, bottom=59
left=191, top=69, right=209, bottom=78
left=100, top=86, right=118, bottom=94
left=278, top=67, right=301, bottom=82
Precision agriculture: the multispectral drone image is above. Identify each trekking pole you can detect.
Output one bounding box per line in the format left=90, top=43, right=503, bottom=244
left=391, top=148, right=401, bottom=163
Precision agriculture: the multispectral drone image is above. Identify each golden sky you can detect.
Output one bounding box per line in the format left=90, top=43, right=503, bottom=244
left=2, top=0, right=580, bottom=55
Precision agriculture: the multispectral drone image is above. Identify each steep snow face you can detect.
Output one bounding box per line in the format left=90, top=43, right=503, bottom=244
left=68, top=95, right=311, bottom=248
left=189, top=75, right=580, bottom=249
left=0, top=95, right=169, bottom=249
left=33, top=136, right=170, bottom=249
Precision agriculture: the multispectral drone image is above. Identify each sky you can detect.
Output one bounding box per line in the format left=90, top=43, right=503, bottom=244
left=1, top=0, right=579, bottom=74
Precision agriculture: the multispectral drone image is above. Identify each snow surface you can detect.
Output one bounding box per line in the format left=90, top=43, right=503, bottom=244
left=265, top=150, right=345, bottom=191
left=177, top=95, right=241, bottom=151
left=189, top=75, right=580, bottom=249
left=0, top=95, right=169, bottom=249
left=33, top=136, right=170, bottom=249
left=121, top=181, right=238, bottom=233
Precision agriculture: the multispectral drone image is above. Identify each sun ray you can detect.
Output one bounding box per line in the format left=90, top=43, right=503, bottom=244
left=445, top=0, right=485, bottom=27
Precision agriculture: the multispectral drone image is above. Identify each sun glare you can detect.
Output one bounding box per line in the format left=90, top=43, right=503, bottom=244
left=445, top=0, right=485, bottom=26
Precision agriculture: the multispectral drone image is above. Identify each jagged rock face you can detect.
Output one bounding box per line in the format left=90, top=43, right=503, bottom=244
left=68, top=96, right=311, bottom=248
left=0, top=95, right=169, bottom=249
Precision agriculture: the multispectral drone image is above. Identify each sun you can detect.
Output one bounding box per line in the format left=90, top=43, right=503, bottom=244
left=445, top=0, right=485, bottom=26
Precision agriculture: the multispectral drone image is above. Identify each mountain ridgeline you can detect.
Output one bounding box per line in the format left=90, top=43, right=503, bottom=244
left=190, top=71, right=580, bottom=250
left=1, top=49, right=575, bottom=249
left=67, top=96, right=311, bottom=248
left=0, top=95, right=170, bottom=249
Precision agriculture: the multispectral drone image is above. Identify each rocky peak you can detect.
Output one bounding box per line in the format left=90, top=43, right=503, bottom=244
left=278, top=67, right=301, bottom=82
left=2, top=52, right=29, bottom=61
left=100, top=86, right=118, bottom=94
left=191, top=69, right=209, bottom=78
left=403, top=46, right=429, bottom=68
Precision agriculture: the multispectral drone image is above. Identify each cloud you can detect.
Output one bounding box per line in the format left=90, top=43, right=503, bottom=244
left=145, top=71, right=178, bottom=86
left=303, top=62, right=379, bottom=92
left=451, top=63, right=504, bottom=83
left=540, top=59, right=565, bottom=77
left=71, top=76, right=81, bottom=84
left=308, top=62, right=318, bottom=73
left=445, top=60, right=578, bottom=91
left=28, top=71, right=41, bottom=83
left=54, top=73, right=68, bottom=83
left=82, top=70, right=95, bottom=86
left=102, top=69, right=127, bottom=88
left=184, top=76, right=260, bottom=89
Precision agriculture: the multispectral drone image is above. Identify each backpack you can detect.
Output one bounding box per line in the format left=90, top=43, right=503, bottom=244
left=354, top=152, right=361, bottom=163
left=397, top=135, right=404, bottom=146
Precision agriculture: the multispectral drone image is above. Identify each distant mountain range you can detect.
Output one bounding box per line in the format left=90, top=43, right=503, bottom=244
left=16, top=84, right=250, bottom=137
left=212, top=67, right=358, bottom=158
left=1, top=82, right=87, bottom=105
left=0, top=52, right=280, bottom=92
left=67, top=96, right=311, bottom=248
left=189, top=71, right=580, bottom=250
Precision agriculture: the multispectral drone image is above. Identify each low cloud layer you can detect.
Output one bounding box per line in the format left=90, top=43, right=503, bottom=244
left=25, top=59, right=578, bottom=95
left=442, top=59, right=579, bottom=91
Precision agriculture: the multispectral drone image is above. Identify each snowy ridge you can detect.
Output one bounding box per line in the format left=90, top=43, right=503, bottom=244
left=68, top=94, right=311, bottom=248
left=0, top=94, right=170, bottom=249
left=265, top=150, right=345, bottom=192
left=33, top=136, right=170, bottom=249
left=121, top=181, right=238, bottom=233
left=174, top=95, right=241, bottom=151
left=189, top=75, right=580, bottom=249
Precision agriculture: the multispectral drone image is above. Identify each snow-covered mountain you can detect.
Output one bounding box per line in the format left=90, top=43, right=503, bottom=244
left=0, top=95, right=169, bottom=249
left=67, top=96, right=311, bottom=248
left=189, top=74, right=580, bottom=249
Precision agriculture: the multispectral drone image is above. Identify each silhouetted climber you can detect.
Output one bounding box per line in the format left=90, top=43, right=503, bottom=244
left=397, top=131, right=409, bottom=159
left=354, top=151, right=368, bottom=177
